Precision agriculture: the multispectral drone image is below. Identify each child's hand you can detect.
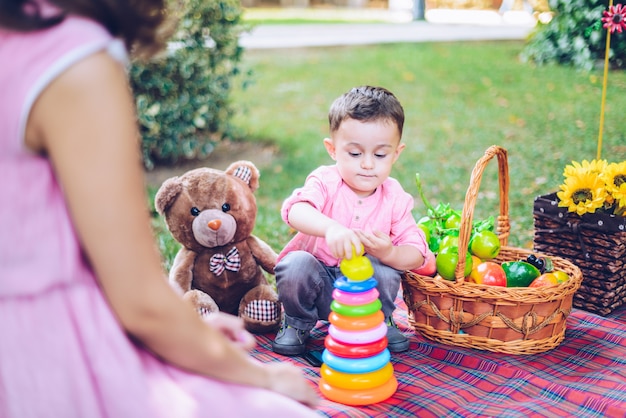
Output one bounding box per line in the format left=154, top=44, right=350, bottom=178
left=325, top=224, right=362, bottom=260
left=203, top=312, right=256, bottom=351
left=355, top=230, right=393, bottom=261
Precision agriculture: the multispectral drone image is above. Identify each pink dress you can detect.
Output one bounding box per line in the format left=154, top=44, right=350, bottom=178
left=0, top=15, right=318, bottom=418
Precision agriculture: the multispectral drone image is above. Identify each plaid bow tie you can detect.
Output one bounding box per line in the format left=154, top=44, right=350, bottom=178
left=210, top=247, right=241, bottom=276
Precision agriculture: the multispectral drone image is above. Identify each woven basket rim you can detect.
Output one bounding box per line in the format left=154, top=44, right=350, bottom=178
left=453, top=145, right=510, bottom=282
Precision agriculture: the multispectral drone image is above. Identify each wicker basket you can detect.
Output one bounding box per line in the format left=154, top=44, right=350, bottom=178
left=402, top=145, right=583, bottom=355
left=533, top=193, right=626, bottom=316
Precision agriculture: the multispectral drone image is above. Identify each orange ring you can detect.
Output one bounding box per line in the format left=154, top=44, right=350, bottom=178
left=328, top=311, right=384, bottom=331
left=320, top=363, right=394, bottom=390
left=319, top=375, right=398, bottom=406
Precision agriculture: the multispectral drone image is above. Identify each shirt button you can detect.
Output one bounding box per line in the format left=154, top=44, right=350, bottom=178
left=355, top=216, right=360, bottom=220
left=358, top=200, right=362, bottom=205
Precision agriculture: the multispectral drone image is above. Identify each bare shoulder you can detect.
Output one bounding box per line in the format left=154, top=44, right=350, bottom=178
left=27, top=50, right=131, bottom=154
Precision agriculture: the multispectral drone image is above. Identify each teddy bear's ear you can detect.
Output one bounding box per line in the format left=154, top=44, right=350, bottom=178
left=154, top=177, right=184, bottom=215
left=225, top=160, right=260, bottom=193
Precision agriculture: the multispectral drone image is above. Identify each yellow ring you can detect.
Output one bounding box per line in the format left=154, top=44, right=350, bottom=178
left=319, top=375, right=398, bottom=406
left=339, top=255, right=374, bottom=281
left=320, top=362, right=394, bottom=390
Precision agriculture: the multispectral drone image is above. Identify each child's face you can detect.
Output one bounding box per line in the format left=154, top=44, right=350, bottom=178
left=324, top=118, right=405, bottom=198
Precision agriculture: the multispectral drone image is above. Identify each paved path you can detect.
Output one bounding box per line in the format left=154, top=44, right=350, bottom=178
left=239, top=10, right=536, bottom=49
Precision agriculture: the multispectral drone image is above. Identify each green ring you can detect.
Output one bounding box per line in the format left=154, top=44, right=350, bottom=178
left=330, top=299, right=382, bottom=317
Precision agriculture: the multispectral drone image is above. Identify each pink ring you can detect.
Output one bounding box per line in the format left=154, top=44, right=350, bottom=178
left=332, top=288, right=379, bottom=306
left=329, top=322, right=388, bottom=345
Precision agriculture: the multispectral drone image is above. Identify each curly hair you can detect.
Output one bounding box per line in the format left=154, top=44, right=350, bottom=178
left=0, top=0, right=173, bottom=59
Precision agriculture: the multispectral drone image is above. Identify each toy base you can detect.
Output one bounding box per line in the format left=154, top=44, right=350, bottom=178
left=319, top=375, right=397, bottom=406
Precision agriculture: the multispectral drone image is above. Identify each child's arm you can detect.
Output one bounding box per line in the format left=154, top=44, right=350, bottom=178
left=287, top=201, right=362, bottom=259
left=356, top=230, right=425, bottom=271
left=26, top=51, right=317, bottom=408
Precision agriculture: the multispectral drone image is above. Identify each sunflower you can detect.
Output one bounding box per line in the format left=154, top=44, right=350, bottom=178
left=602, top=161, right=626, bottom=215
left=562, top=159, right=607, bottom=178
left=557, top=167, right=608, bottom=216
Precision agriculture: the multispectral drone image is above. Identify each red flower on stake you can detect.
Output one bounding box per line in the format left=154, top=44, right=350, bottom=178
left=602, top=3, right=626, bottom=33
left=597, top=2, right=626, bottom=159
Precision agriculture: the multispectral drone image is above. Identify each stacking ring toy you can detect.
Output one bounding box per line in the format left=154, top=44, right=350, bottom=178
left=331, top=299, right=382, bottom=317
left=320, top=362, right=394, bottom=390
left=329, top=322, right=387, bottom=345
left=319, top=375, right=398, bottom=406
left=324, top=335, right=388, bottom=358
left=334, top=277, right=378, bottom=293
left=328, top=311, right=384, bottom=331
left=332, top=288, right=379, bottom=306
left=339, top=254, right=374, bottom=281
left=322, top=348, right=390, bottom=374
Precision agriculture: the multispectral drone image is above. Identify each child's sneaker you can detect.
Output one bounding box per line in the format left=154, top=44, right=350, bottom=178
left=386, top=316, right=409, bottom=353
left=271, top=320, right=310, bottom=356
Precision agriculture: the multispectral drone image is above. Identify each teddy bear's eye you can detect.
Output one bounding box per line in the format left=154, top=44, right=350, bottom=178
left=221, top=203, right=230, bottom=213
left=190, top=207, right=200, bottom=217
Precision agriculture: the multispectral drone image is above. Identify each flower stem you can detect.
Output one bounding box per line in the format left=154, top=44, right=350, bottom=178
left=598, top=0, right=614, bottom=160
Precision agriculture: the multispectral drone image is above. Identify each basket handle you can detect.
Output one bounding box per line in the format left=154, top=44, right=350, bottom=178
left=454, top=145, right=510, bottom=283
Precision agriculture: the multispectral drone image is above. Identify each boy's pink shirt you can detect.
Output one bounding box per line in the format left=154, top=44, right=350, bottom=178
left=278, top=165, right=429, bottom=266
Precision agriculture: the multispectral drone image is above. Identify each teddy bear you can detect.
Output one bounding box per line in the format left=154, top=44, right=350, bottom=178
left=155, top=160, right=281, bottom=334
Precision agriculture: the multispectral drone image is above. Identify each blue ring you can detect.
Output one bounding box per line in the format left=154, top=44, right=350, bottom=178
left=322, top=348, right=391, bottom=374
left=334, top=277, right=378, bottom=293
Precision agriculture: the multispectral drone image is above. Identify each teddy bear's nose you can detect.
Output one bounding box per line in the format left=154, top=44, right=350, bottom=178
left=207, top=219, right=221, bottom=230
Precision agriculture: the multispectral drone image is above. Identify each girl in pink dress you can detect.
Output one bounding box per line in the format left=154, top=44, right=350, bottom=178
left=0, top=1, right=319, bottom=417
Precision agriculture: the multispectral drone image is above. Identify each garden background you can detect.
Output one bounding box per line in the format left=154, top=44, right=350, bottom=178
left=139, top=0, right=626, bottom=270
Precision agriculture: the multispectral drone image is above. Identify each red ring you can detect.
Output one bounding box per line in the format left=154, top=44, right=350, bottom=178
left=324, top=334, right=388, bottom=358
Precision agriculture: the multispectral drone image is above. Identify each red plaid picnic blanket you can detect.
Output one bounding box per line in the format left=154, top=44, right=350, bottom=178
left=251, top=293, right=626, bottom=418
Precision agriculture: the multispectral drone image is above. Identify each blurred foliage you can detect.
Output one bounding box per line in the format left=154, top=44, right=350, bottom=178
left=146, top=186, right=180, bottom=272
left=229, top=41, right=626, bottom=255
left=522, top=0, right=626, bottom=71
left=130, top=0, right=251, bottom=169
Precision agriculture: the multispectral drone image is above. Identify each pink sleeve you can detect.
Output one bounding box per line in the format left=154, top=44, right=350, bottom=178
left=280, top=168, right=332, bottom=226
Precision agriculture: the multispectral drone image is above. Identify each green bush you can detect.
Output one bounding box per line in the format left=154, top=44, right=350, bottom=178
left=130, top=0, right=249, bottom=169
left=522, top=0, right=626, bottom=71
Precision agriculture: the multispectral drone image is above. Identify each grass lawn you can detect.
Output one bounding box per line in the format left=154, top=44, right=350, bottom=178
left=152, top=39, right=626, bottom=269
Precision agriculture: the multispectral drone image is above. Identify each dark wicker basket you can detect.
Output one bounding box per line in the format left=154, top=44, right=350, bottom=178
left=402, top=146, right=583, bottom=355
left=533, top=193, right=626, bottom=316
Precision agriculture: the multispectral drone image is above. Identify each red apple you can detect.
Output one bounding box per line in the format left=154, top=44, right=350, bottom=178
left=529, top=273, right=559, bottom=288
left=469, top=261, right=507, bottom=287
left=411, top=250, right=436, bottom=277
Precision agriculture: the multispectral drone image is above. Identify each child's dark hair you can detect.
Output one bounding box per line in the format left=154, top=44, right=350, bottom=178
left=0, top=0, right=172, bottom=59
left=328, top=86, right=405, bottom=136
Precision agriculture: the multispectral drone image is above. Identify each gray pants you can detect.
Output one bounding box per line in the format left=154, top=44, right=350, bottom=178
left=275, top=250, right=403, bottom=331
